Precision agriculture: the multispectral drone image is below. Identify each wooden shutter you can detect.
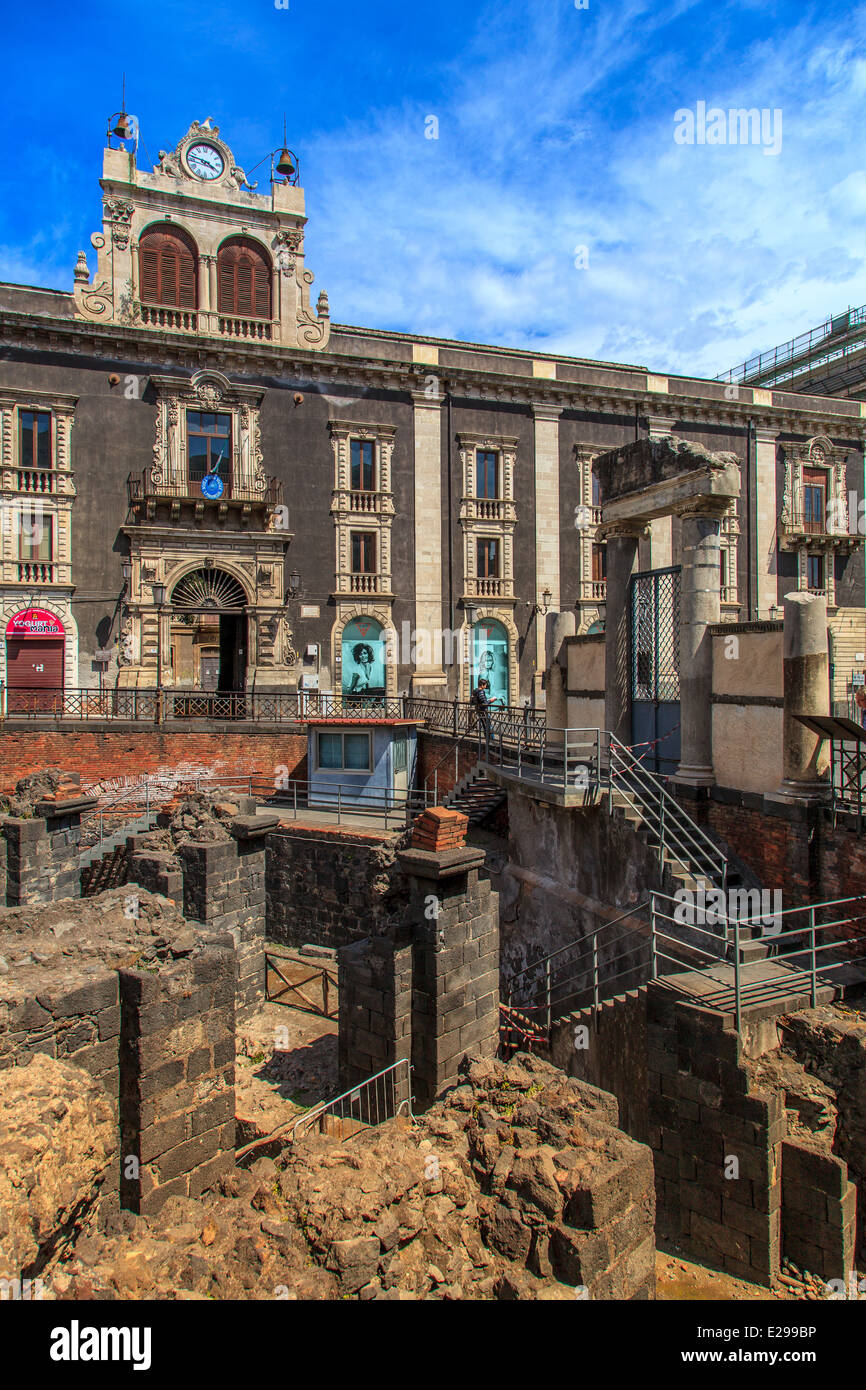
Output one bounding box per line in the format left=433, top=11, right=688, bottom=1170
left=138, top=227, right=197, bottom=308
left=217, top=238, right=272, bottom=319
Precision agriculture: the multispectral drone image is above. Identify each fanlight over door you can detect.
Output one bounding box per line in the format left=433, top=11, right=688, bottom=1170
left=170, top=569, right=247, bottom=611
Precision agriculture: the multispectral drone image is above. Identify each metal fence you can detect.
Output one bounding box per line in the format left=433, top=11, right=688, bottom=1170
left=289, top=1059, right=413, bottom=1142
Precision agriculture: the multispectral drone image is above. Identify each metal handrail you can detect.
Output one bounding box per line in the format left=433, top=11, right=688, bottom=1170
left=290, top=1058, right=413, bottom=1142
left=608, top=734, right=727, bottom=888
left=507, top=899, right=650, bottom=992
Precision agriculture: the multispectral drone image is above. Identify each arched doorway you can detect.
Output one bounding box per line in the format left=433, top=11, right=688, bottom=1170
left=170, top=568, right=247, bottom=690
left=5, top=608, right=65, bottom=711
left=341, top=617, right=386, bottom=700
left=472, top=619, right=509, bottom=706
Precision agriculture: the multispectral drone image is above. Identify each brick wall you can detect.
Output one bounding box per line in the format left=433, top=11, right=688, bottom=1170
left=266, top=825, right=408, bottom=950
left=0, top=727, right=307, bottom=795
left=416, top=731, right=479, bottom=802
left=678, top=785, right=866, bottom=907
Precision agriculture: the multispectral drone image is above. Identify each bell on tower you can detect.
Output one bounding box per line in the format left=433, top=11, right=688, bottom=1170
left=107, top=76, right=133, bottom=145
left=274, top=116, right=299, bottom=185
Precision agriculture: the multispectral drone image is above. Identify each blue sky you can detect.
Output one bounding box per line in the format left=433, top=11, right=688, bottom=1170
left=2, top=0, right=865, bottom=377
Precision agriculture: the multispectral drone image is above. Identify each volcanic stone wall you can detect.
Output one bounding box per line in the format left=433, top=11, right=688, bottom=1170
left=119, top=942, right=236, bottom=1214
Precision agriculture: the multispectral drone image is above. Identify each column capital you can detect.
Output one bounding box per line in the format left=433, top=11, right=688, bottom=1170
left=531, top=401, right=564, bottom=421
left=754, top=425, right=780, bottom=445
left=643, top=415, right=676, bottom=440
left=598, top=521, right=648, bottom=542
left=409, top=387, right=443, bottom=408
left=674, top=498, right=731, bottom=523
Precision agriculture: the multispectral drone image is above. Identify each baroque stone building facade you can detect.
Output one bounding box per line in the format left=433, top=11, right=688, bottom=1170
left=0, top=117, right=865, bottom=707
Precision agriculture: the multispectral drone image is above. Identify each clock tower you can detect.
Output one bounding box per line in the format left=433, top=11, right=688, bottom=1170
left=72, top=118, right=330, bottom=350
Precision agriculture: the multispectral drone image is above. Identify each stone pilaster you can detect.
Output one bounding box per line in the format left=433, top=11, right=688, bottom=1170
left=755, top=426, right=779, bottom=619
left=396, top=845, right=499, bottom=1110
left=411, top=389, right=447, bottom=689
left=532, top=404, right=563, bottom=702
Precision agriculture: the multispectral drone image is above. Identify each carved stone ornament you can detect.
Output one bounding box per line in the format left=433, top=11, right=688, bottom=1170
left=156, top=121, right=257, bottom=191
left=103, top=198, right=135, bottom=249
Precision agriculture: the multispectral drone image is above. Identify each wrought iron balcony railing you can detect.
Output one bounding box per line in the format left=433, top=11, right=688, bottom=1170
left=128, top=467, right=283, bottom=508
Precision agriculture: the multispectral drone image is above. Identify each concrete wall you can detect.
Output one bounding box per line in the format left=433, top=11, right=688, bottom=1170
left=711, top=624, right=784, bottom=795
left=564, top=635, right=605, bottom=732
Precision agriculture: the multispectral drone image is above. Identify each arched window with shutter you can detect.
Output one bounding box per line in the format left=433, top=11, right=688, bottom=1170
left=138, top=225, right=198, bottom=309
left=217, top=237, right=272, bottom=320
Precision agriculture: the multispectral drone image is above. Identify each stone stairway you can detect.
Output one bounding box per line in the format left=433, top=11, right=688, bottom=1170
left=607, top=785, right=770, bottom=964
left=444, top=768, right=507, bottom=826
left=79, top=810, right=161, bottom=896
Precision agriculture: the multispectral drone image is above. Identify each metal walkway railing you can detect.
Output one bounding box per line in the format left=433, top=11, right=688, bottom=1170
left=503, top=890, right=866, bottom=1038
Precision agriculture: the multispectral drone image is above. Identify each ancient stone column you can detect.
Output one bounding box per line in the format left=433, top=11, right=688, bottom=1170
left=777, top=590, right=830, bottom=800
left=603, top=525, right=642, bottom=745
left=674, top=505, right=725, bottom=787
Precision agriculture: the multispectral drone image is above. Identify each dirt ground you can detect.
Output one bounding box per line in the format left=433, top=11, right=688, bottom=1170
left=235, top=1001, right=338, bottom=1146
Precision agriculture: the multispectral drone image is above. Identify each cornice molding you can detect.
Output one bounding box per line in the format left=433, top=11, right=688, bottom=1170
left=1, top=308, right=865, bottom=442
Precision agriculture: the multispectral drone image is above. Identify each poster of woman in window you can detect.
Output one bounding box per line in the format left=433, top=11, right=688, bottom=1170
left=472, top=622, right=509, bottom=707
left=342, top=618, right=386, bottom=699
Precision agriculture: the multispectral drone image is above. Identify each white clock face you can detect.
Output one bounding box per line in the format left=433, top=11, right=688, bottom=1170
left=186, top=143, right=225, bottom=180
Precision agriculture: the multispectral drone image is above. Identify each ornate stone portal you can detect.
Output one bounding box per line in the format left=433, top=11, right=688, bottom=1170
left=120, top=368, right=294, bottom=691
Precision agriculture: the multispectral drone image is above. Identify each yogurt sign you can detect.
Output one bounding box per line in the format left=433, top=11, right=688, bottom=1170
left=5, top=608, right=65, bottom=639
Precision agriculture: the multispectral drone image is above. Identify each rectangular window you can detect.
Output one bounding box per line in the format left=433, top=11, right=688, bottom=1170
left=476, top=538, right=501, bottom=578
left=17, top=507, right=53, bottom=562
left=803, top=468, right=826, bottom=534
left=187, top=412, right=232, bottom=492
left=807, top=554, right=825, bottom=590
left=350, top=439, right=376, bottom=491
left=591, top=471, right=601, bottom=508
left=720, top=549, right=728, bottom=589
left=19, top=411, right=52, bottom=471
left=351, top=532, right=377, bottom=572
left=591, top=543, right=607, bottom=582
left=476, top=450, right=499, bottom=498
left=316, top=730, right=372, bottom=772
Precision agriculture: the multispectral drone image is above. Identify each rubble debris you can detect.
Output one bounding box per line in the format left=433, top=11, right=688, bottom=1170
left=0, top=1055, right=115, bottom=1277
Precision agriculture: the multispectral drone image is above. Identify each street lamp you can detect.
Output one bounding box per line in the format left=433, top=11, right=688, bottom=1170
left=286, top=568, right=301, bottom=600
left=121, top=559, right=132, bottom=588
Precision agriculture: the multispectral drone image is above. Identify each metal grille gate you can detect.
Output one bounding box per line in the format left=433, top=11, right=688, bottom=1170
left=630, top=566, right=681, bottom=776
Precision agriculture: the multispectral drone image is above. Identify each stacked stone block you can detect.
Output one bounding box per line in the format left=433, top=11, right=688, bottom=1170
left=781, top=1141, right=856, bottom=1281
left=0, top=970, right=121, bottom=1119
left=119, top=939, right=236, bottom=1214
left=177, top=814, right=276, bottom=1022
left=338, top=935, right=413, bottom=1106
left=3, top=790, right=96, bottom=905
left=398, top=845, right=500, bottom=1109
left=547, top=1120, right=656, bottom=1299
left=647, top=986, right=784, bottom=1286
left=266, top=826, right=406, bottom=950
left=126, top=836, right=182, bottom=901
